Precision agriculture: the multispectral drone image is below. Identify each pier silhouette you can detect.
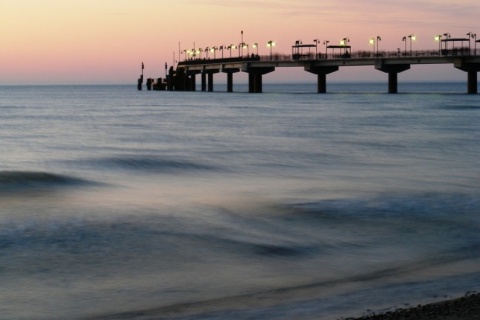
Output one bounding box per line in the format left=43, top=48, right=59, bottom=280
left=159, top=36, right=480, bottom=93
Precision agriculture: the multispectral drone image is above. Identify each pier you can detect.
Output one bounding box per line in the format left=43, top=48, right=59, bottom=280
left=149, top=37, right=480, bottom=94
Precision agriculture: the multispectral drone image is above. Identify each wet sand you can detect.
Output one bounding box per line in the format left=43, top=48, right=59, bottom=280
left=344, top=293, right=480, bottom=320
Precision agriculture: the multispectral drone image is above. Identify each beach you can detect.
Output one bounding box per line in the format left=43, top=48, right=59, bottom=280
left=345, top=293, right=480, bottom=319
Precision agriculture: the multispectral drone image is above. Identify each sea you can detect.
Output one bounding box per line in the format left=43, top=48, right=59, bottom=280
left=0, top=82, right=479, bottom=320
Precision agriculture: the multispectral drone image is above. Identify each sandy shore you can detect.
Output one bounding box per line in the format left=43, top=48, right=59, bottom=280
left=343, top=293, right=480, bottom=320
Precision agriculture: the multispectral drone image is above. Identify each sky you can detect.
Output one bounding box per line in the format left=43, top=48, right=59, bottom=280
left=1, top=0, right=479, bottom=84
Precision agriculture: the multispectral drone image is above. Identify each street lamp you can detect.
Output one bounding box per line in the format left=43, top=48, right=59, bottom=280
left=211, top=46, right=217, bottom=59
left=434, top=35, right=442, bottom=54
left=340, top=38, right=350, bottom=57
left=467, top=32, right=477, bottom=55
left=228, top=44, right=236, bottom=58
left=243, top=43, right=249, bottom=56
left=323, top=40, right=329, bottom=58
left=376, top=36, right=381, bottom=56
left=369, top=38, right=375, bottom=56
left=313, top=39, right=319, bottom=59
left=219, top=45, right=224, bottom=59
left=189, top=49, right=196, bottom=60
left=408, top=34, right=415, bottom=56
left=252, top=43, right=258, bottom=56
left=267, top=40, right=275, bottom=60
left=205, top=47, right=210, bottom=59
left=402, top=36, right=407, bottom=56
left=443, top=33, right=451, bottom=51
left=241, top=30, right=244, bottom=56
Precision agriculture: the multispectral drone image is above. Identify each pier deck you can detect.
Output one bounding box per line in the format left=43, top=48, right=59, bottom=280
left=172, top=50, right=480, bottom=93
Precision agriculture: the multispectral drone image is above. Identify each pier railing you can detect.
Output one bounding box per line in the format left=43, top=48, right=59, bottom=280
left=179, top=48, right=477, bottom=65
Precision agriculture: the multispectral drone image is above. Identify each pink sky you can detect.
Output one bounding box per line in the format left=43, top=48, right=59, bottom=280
left=1, top=0, right=478, bottom=84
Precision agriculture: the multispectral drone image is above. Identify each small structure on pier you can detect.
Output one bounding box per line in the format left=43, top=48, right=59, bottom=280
left=326, top=45, right=351, bottom=59
left=292, top=41, right=316, bottom=60
left=441, top=38, right=470, bottom=56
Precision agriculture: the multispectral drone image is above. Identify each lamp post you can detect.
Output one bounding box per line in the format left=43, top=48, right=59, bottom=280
left=408, top=34, right=415, bottom=56
left=243, top=43, right=249, bottom=56
left=467, top=32, right=477, bottom=55
left=376, top=36, right=381, bottom=56
left=267, top=40, right=275, bottom=60
left=313, top=39, right=319, bottom=59
left=228, top=44, right=235, bottom=58
left=205, top=47, right=209, bottom=59
left=443, top=33, right=451, bottom=51
left=340, top=37, right=350, bottom=57
left=402, top=36, right=407, bottom=56
left=323, top=40, right=329, bottom=58
left=435, top=35, right=442, bottom=54
left=253, top=43, right=258, bottom=56
left=219, top=46, right=224, bottom=59
left=211, top=46, right=217, bottom=59
left=369, top=38, right=375, bottom=56
left=241, top=30, right=244, bottom=56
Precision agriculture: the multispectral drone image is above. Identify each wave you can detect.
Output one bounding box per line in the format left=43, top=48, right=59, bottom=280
left=0, top=216, right=316, bottom=259
left=290, top=192, right=480, bottom=219
left=0, top=170, right=94, bottom=192
left=439, top=105, right=480, bottom=110
left=85, top=155, right=220, bottom=173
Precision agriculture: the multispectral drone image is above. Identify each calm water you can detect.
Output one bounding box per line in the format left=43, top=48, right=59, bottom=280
left=0, top=83, right=479, bottom=319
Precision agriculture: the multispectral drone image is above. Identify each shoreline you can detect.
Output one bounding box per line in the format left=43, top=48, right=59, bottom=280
left=343, top=292, right=480, bottom=320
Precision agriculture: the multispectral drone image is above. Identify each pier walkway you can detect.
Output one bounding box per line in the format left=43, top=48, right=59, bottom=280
left=173, top=48, right=480, bottom=94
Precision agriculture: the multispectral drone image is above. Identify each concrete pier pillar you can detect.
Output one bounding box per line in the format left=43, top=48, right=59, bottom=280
left=242, top=65, right=274, bottom=93
left=208, top=73, right=214, bottom=92
left=305, top=65, right=339, bottom=93
left=468, top=71, right=478, bottom=94
left=227, top=73, right=233, bottom=92
left=190, top=75, right=196, bottom=91
left=317, top=73, right=327, bottom=93
left=375, top=63, right=410, bottom=93
left=388, top=72, right=398, bottom=94
left=222, top=68, right=240, bottom=93
left=254, top=74, right=263, bottom=93
left=248, top=73, right=255, bottom=93
left=201, top=73, right=206, bottom=91
left=454, top=61, right=480, bottom=94
left=244, top=67, right=275, bottom=93
left=184, top=75, right=190, bottom=91
left=248, top=74, right=264, bottom=93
